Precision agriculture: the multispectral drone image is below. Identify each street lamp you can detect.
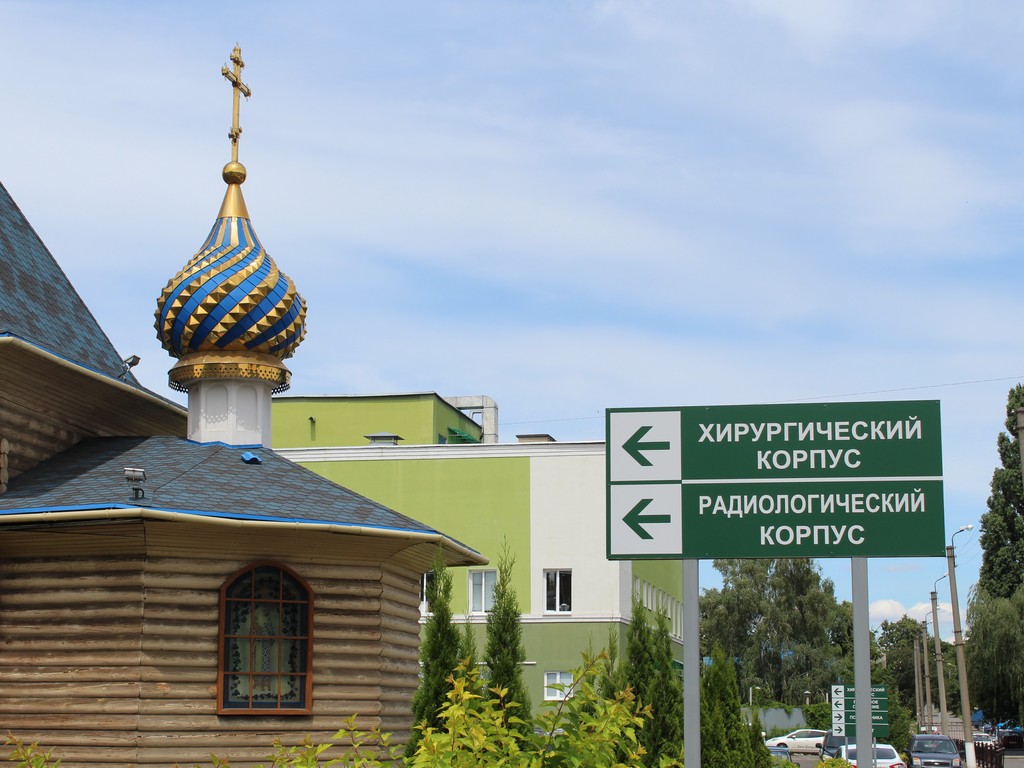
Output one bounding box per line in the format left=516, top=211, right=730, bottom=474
left=749, top=685, right=761, bottom=708
left=932, top=573, right=949, bottom=735
left=948, top=524, right=975, bottom=768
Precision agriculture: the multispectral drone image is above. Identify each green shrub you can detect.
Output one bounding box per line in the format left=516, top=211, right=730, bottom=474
left=4, top=735, right=62, bottom=768
left=6, top=654, right=683, bottom=768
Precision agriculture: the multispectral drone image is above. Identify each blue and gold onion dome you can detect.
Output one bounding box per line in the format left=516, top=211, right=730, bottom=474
left=155, top=161, right=306, bottom=393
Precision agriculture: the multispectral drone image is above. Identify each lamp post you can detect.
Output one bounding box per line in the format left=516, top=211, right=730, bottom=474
left=749, top=685, right=761, bottom=708
left=932, top=573, right=949, bottom=735
left=948, top=524, right=975, bottom=768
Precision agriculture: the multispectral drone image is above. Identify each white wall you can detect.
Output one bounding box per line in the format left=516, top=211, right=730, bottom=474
left=528, top=447, right=628, bottom=618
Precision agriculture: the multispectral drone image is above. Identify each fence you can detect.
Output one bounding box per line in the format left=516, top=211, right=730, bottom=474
left=953, top=738, right=1004, bottom=768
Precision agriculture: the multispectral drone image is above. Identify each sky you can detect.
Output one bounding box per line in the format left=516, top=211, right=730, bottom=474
left=1, top=0, right=1020, bottom=643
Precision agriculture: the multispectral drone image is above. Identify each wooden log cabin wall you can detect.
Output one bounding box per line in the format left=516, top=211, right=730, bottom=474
left=0, top=519, right=427, bottom=767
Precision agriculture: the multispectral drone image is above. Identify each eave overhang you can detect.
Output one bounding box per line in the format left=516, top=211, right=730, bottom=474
left=0, top=335, right=186, bottom=478
left=0, top=503, right=487, bottom=569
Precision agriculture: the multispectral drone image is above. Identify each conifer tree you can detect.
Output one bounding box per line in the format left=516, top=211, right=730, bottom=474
left=647, top=608, right=684, bottom=760
left=701, top=643, right=755, bottom=768
left=484, top=542, right=530, bottom=722
left=978, top=385, right=1024, bottom=599
left=598, top=627, right=630, bottom=700
left=406, top=550, right=459, bottom=757
left=457, top=618, right=478, bottom=672
left=625, top=592, right=684, bottom=765
left=749, top=709, right=772, bottom=768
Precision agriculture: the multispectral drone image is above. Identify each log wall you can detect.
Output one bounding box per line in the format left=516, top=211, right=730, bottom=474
left=0, top=520, right=423, bottom=767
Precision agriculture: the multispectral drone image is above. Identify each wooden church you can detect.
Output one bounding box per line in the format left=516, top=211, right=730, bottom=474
left=0, top=47, right=483, bottom=768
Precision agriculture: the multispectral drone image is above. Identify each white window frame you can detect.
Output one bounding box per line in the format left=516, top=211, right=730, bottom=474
left=544, top=568, right=572, bottom=613
left=469, top=569, right=497, bottom=613
left=544, top=671, right=574, bottom=701
left=419, top=571, right=434, bottom=615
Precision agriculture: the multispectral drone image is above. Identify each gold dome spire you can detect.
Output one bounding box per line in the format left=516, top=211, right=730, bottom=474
left=218, top=46, right=251, bottom=219
left=154, top=46, right=306, bottom=394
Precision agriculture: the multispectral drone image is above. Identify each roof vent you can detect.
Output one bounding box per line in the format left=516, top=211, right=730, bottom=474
left=516, top=434, right=557, bottom=444
left=240, top=451, right=262, bottom=465
left=364, top=432, right=403, bottom=446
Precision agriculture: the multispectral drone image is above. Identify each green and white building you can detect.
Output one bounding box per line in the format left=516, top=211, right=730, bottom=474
left=273, top=392, right=684, bottom=710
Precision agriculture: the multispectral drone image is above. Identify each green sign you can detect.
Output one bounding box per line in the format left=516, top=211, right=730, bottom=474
left=830, top=684, right=889, bottom=738
left=607, top=402, right=944, bottom=560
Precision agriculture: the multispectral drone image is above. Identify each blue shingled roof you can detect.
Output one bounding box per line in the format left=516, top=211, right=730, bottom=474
left=0, top=180, right=140, bottom=385
left=0, top=436, right=451, bottom=538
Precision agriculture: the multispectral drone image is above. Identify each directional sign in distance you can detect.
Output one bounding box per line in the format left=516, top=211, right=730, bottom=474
left=830, top=683, right=889, bottom=738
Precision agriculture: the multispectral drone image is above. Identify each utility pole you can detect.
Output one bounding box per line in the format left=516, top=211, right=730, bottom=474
left=931, top=575, right=949, bottom=735
left=1016, top=407, right=1024, bottom=485
left=922, top=620, right=933, bottom=732
left=948, top=527, right=976, bottom=768
left=914, top=633, right=924, bottom=731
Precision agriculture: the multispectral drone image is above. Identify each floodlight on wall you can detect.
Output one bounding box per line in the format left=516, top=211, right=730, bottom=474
left=124, top=467, right=146, bottom=500
left=118, top=354, right=142, bottom=380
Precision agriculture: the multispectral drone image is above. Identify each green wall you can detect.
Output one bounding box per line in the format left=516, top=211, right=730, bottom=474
left=273, top=394, right=483, bottom=448
left=302, top=456, right=531, bottom=611
left=633, top=559, right=684, bottom=603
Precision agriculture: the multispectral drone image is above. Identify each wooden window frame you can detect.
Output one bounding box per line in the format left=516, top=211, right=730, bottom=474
left=217, top=561, right=314, bottom=715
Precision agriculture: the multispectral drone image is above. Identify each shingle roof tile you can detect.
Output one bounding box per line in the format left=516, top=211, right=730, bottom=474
left=0, top=436, right=442, bottom=536
left=0, top=180, right=140, bottom=384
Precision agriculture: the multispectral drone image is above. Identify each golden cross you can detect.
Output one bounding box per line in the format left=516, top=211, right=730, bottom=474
left=221, top=45, right=251, bottom=163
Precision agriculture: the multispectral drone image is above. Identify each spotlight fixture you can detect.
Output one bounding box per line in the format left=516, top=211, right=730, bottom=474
left=118, top=354, right=141, bottom=380
left=124, top=467, right=147, bottom=500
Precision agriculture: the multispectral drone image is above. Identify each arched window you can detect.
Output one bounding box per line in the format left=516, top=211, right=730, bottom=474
left=218, top=562, right=313, bottom=714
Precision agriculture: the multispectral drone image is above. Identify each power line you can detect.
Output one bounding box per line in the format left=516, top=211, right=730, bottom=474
left=504, top=375, right=1024, bottom=428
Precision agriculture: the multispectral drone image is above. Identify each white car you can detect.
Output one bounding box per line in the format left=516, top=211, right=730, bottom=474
left=836, top=742, right=907, bottom=768
left=764, top=729, right=828, bottom=754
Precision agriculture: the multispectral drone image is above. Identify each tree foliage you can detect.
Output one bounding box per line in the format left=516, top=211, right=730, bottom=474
left=456, top=620, right=478, bottom=677
left=700, top=558, right=852, bottom=703
left=624, top=592, right=684, bottom=765
left=966, top=585, right=1024, bottom=722
left=876, top=616, right=924, bottom=716
left=701, top=643, right=755, bottom=768
left=749, top=709, right=772, bottom=768
left=978, top=385, right=1024, bottom=599
left=867, top=616, right=929, bottom=754
left=484, top=542, right=530, bottom=723
left=407, top=549, right=460, bottom=757
left=408, top=654, right=684, bottom=768
left=7, top=655, right=687, bottom=768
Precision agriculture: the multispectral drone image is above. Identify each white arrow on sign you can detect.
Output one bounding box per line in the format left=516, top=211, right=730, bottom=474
left=608, top=484, right=683, bottom=557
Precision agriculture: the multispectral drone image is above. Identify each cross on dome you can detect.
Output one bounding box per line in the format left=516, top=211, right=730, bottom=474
left=221, top=45, right=251, bottom=165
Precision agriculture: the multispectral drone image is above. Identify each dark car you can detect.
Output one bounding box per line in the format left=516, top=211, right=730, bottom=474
left=998, top=729, right=1023, bottom=748
left=907, top=734, right=963, bottom=768
left=767, top=745, right=797, bottom=764
left=819, top=733, right=849, bottom=760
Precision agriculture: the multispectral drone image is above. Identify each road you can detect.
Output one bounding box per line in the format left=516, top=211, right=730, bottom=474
left=787, top=746, right=1024, bottom=767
